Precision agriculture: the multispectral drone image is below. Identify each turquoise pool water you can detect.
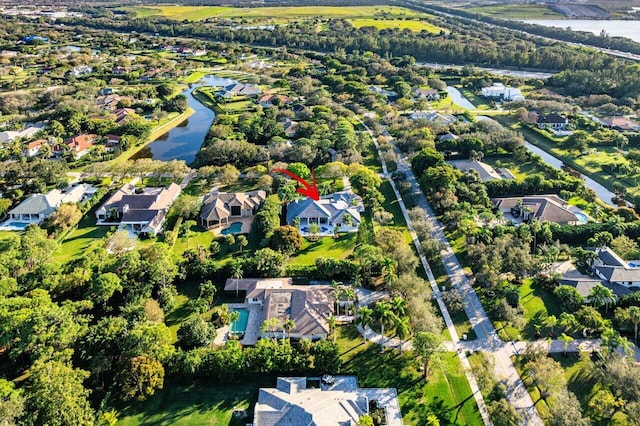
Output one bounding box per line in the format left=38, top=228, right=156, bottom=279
left=230, top=308, right=249, bottom=333
left=575, top=212, right=588, bottom=224
left=221, top=222, right=243, bottom=235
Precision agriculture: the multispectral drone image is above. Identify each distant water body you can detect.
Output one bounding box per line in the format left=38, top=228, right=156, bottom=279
left=521, top=20, right=640, bottom=43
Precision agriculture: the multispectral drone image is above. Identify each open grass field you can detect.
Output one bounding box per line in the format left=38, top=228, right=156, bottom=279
left=116, top=378, right=271, bottom=426
left=54, top=217, right=112, bottom=264
left=337, top=325, right=483, bottom=425
left=348, top=18, right=442, bottom=33
left=124, top=5, right=430, bottom=21
left=465, top=4, right=565, bottom=20
left=289, top=232, right=357, bottom=265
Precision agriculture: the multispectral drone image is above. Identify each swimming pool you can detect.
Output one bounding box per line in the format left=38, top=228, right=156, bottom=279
left=301, top=226, right=331, bottom=233
left=7, top=222, right=29, bottom=229
left=221, top=222, right=243, bottom=235
left=0, top=221, right=30, bottom=231
left=574, top=212, right=589, bottom=224
left=230, top=308, right=249, bottom=333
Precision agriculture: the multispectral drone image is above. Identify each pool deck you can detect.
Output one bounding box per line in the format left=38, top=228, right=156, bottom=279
left=213, top=302, right=264, bottom=346
left=211, top=216, right=255, bottom=236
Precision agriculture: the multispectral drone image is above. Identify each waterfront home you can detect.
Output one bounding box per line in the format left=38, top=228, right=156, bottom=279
left=537, top=113, right=569, bottom=130
left=414, top=88, right=440, bottom=101
left=590, top=246, right=640, bottom=288
left=481, top=83, right=525, bottom=102
left=217, top=83, right=262, bottom=98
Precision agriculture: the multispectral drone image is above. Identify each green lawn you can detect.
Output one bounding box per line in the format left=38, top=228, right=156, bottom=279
left=482, top=154, right=547, bottom=181
left=348, top=18, right=443, bottom=33
left=457, top=87, right=491, bottom=111
left=496, top=278, right=563, bottom=341
left=55, top=217, right=112, bottom=264
left=116, top=378, right=270, bottom=426
left=337, top=325, right=483, bottom=425
left=124, top=5, right=428, bottom=21
left=289, top=233, right=356, bottom=265
left=465, top=4, right=564, bottom=19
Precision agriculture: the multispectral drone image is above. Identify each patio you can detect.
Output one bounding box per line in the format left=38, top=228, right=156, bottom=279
left=211, top=216, right=254, bottom=236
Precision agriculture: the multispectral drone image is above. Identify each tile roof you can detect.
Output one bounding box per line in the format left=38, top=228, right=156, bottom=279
left=493, top=195, right=578, bottom=224
left=200, top=190, right=266, bottom=222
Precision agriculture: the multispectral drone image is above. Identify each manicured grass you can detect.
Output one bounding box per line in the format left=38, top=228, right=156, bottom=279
left=116, top=378, right=270, bottom=426
left=482, top=154, right=547, bottom=181
left=336, top=325, right=483, bottom=425
left=348, top=18, right=442, bottom=33
left=55, top=217, right=112, bottom=264
left=122, top=6, right=234, bottom=21
left=125, top=5, right=428, bottom=21
left=465, top=4, right=564, bottom=20
left=289, top=233, right=357, bottom=265
left=457, top=87, right=491, bottom=111
left=173, top=228, right=215, bottom=257
left=165, top=280, right=201, bottom=343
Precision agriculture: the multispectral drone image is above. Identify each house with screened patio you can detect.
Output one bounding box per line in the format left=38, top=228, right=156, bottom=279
left=286, top=191, right=364, bottom=236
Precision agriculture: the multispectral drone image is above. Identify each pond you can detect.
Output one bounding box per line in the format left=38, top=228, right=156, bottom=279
left=133, top=75, right=239, bottom=164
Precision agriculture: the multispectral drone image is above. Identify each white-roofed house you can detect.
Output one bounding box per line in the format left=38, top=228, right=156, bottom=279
left=286, top=191, right=364, bottom=236
left=253, top=376, right=404, bottom=426
left=7, top=184, right=92, bottom=225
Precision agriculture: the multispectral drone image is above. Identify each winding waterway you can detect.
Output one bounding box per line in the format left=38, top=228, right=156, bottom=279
left=133, top=75, right=238, bottom=164
left=446, top=86, right=620, bottom=207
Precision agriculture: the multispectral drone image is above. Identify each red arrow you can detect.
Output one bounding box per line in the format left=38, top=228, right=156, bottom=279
left=272, top=168, right=320, bottom=201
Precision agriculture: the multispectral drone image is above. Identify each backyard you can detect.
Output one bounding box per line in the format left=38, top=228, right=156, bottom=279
left=337, top=325, right=483, bottom=425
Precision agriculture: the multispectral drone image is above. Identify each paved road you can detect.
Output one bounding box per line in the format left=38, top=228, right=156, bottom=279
left=362, top=115, right=544, bottom=425
left=355, top=116, right=492, bottom=426
left=393, top=148, right=543, bottom=425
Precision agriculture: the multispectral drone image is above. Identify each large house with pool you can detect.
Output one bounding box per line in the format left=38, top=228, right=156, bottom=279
left=199, top=190, right=266, bottom=233
left=492, top=195, right=581, bottom=225
left=223, top=278, right=334, bottom=343
left=95, top=182, right=181, bottom=236
left=286, top=191, right=364, bottom=236
left=5, top=184, right=93, bottom=228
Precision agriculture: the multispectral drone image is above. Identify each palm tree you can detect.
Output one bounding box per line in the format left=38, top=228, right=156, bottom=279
left=327, top=315, right=337, bottom=343
left=342, top=213, right=353, bottom=230
left=589, top=284, right=616, bottom=313
left=381, top=257, right=398, bottom=289
left=559, top=312, right=579, bottom=333
left=330, top=281, right=342, bottom=316
left=393, top=315, right=412, bottom=353
left=342, top=287, right=356, bottom=315
left=618, top=336, right=635, bottom=359
left=558, top=332, right=574, bottom=356
left=629, top=306, right=640, bottom=344
left=231, top=262, right=243, bottom=298
left=390, top=296, right=406, bottom=317
left=319, top=181, right=332, bottom=196
left=374, top=302, right=394, bottom=350
left=308, top=222, right=321, bottom=241
left=356, top=306, right=374, bottom=344
left=283, top=319, right=296, bottom=341
left=601, top=328, right=622, bottom=356
left=545, top=315, right=558, bottom=336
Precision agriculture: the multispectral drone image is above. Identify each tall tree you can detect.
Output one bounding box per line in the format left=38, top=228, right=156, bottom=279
left=24, top=359, right=94, bottom=426
left=413, top=332, right=443, bottom=380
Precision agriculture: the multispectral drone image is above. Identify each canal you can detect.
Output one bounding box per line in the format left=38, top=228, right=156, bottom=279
left=133, top=75, right=238, bottom=164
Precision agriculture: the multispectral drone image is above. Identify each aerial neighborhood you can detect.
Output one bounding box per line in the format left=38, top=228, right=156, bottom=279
left=2, top=2, right=640, bottom=426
